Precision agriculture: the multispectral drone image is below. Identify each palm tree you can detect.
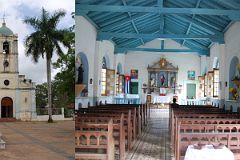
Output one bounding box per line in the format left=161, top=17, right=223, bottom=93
left=24, top=8, right=70, bottom=122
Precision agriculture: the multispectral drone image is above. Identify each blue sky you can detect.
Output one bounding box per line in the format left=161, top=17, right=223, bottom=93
left=0, top=0, right=74, bottom=84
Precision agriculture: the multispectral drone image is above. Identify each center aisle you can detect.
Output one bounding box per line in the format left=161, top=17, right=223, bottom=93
left=126, top=108, right=173, bottom=160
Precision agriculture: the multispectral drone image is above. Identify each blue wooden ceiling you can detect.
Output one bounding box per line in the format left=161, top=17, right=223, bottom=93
left=76, top=0, right=240, bottom=56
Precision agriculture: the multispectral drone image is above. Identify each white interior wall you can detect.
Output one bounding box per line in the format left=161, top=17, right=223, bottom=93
left=206, top=22, right=240, bottom=100
left=124, top=39, right=201, bottom=101
left=223, top=22, right=240, bottom=99
left=75, top=16, right=97, bottom=97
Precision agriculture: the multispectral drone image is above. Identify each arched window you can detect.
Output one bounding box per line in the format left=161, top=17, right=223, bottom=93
left=101, top=57, right=107, bottom=96
left=213, top=57, right=220, bottom=97
left=101, top=55, right=114, bottom=96
left=116, top=63, right=124, bottom=95
left=3, top=41, right=10, bottom=54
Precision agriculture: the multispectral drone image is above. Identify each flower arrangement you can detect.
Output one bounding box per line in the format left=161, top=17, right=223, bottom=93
left=229, top=87, right=239, bottom=100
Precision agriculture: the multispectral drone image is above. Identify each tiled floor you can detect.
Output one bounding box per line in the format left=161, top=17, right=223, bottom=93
left=0, top=121, right=74, bottom=160
left=126, top=108, right=173, bottom=160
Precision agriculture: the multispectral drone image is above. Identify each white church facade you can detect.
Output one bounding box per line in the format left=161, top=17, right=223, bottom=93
left=0, top=21, right=36, bottom=120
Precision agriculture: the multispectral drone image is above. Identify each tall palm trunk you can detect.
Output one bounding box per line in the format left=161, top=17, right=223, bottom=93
left=47, top=58, right=53, bottom=122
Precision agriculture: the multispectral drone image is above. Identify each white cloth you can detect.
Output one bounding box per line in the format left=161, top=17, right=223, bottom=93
left=152, top=95, right=170, bottom=103
left=184, top=145, right=234, bottom=160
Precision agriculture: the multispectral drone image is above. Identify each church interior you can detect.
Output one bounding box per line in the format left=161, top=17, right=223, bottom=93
left=75, top=0, right=240, bottom=160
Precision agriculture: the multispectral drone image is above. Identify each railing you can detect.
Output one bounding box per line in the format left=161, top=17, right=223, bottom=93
left=181, top=99, right=240, bottom=112
left=113, top=97, right=140, bottom=104
left=181, top=99, right=206, bottom=105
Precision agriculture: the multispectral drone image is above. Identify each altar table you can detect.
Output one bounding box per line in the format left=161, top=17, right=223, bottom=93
left=152, top=95, right=171, bottom=104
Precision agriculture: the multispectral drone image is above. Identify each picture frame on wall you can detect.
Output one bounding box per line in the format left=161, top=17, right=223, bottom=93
left=130, top=69, right=138, bottom=79
left=188, top=71, right=195, bottom=80
left=147, top=95, right=151, bottom=103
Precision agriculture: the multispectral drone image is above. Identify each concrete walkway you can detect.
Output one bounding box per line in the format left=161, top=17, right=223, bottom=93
left=126, top=109, right=173, bottom=160
left=0, top=121, right=74, bottom=160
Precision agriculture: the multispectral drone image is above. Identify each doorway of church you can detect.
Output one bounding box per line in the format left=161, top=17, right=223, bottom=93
left=1, top=97, right=13, bottom=118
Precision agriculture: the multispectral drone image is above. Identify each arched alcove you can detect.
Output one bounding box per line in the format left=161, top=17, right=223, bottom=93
left=76, top=52, right=89, bottom=86
left=229, top=56, right=239, bottom=99
left=117, top=63, right=122, bottom=74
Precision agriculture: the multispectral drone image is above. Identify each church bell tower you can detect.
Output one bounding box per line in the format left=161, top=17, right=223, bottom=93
left=0, top=19, right=36, bottom=121
left=0, top=20, right=18, bottom=73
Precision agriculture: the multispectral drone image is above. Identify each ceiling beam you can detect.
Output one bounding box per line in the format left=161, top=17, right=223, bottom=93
left=122, top=0, right=144, bottom=45
left=76, top=4, right=240, bottom=20
left=182, top=0, right=201, bottom=46
left=115, top=47, right=209, bottom=55
left=173, top=15, right=222, bottom=35
left=97, top=32, right=224, bottom=43
left=100, top=13, right=149, bottom=31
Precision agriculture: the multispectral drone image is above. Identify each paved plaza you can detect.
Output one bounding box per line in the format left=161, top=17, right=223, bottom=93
left=0, top=121, right=74, bottom=160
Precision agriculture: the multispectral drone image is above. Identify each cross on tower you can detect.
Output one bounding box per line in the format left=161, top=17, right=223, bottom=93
left=2, top=12, right=6, bottom=23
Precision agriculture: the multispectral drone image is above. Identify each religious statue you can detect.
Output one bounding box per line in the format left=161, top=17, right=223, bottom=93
left=150, top=78, right=155, bottom=87
left=171, top=76, right=176, bottom=88
left=77, top=64, right=84, bottom=84
left=161, top=74, right=165, bottom=86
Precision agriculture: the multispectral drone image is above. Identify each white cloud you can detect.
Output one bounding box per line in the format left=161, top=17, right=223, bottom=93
left=0, top=0, right=74, bottom=84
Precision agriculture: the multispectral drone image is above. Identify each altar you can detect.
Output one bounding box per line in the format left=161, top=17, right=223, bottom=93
left=147, top=57, right=179, bottom=97
left=152, top=95, right=171, bottom=104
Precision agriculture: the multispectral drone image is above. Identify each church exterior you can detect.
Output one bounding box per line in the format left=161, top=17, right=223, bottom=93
left=0, top=21, right=36, bottom=120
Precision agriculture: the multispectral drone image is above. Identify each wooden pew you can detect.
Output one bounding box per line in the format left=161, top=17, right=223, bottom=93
left=78, top=106, right=142, bottom=139
left=96, top=103, right=148, bottom=131
left=77, top=108, right=137, bottom=144
left=75, top=103, right=148, bottom=159
left=170, top=104, right=240, bottom=160
left=178, top=132, right=240, bottom=160
left=170, top=105, right=240, bottom=146
left=172, top=112, right=240, bottom=146
left=176, top=122, right=240, bottom=160
left=76, top=112, right=132, bottom=153
left=75, top=119, right=115, bottom=160
left=99, top=104, right=149, bottom=126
